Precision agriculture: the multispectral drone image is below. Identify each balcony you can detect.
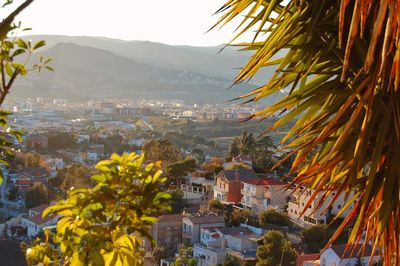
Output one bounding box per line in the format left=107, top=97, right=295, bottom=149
left=241, top=189, right=255, bottom=196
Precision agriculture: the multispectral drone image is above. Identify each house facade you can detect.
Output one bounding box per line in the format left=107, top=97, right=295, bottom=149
left=193, top=226, right=262, bottom=266
left=320, top=244, right=380, bottom=266
left=182, top=216, right=225, bottom=244
left=288, top=186, right=354, bottom=226
left=241, top=178, right=288, bottom=214
left=213, top=169, right=257, bottom=204
left=21, top=204, right=58, bottom=239
left=151, top=214, right=186, bottom=255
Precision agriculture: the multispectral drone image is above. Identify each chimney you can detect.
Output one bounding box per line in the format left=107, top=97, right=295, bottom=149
left=235, top=169, right=240, bottom=181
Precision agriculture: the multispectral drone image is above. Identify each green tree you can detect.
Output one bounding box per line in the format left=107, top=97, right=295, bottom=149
left=167, top=158, right=196, bottom=186
left=51, top=164, right=96, bottom=194
left=191, top=148, right=205, bottom=164
left=25, top=182, right=48, bottom=209
left=215, top=1, right=400, bottom=263
left=225, top=208, right=251, bottom=227
left=256, top=231, right=296, bottom=266
left=48, top=131, right=77, bottom=150
left=223, top=256, right=243, bottom=266
left=202, top=157, right=224, bottom=174
left=142, top=139, right=182, bottom=163
left=24, top=152, right=41, bottom=167
left=253, top=136, right=275, bottom=172
left=239, top=131, right=256, bottom=156
left=173, top=246, right=197, bottom=266
left=301, top=224, right=330, bottom=253
left=258, top=209, right=289, bottom=228
left=169, top=189, right=188, bottom=214
left=228, top=137, right=241, bottom=158
left=225, top=162, right=251, bottom=170
left=26, top=153, right=171, bottom=266
left=208, top=199, right=224, bottom=211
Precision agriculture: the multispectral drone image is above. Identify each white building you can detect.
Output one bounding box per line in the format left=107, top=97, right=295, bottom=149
left=21, top=204, right=59, bottom=239
left=320, top=244, right=380, bottom=266
left=288, top=186, right=355, bottom=226
left=182, top=216, right=225, bottom=245
left=241, top=178, right=288, bottom=214
left=193, top=226, right=262, bottom=266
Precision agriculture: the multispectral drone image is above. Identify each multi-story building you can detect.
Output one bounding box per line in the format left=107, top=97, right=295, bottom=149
left=288, top=186, right=355, bottom=226
left=193, top=226, right=262, bottom=266
left=320, top=244, right=380, bottom=266
left=213, top=169, right=257, bottom=204
left=151, top=214, right=186, bottom=255
left=182, top=216, right=225, bottom=245
left=241, top=178, right=288, bottom=214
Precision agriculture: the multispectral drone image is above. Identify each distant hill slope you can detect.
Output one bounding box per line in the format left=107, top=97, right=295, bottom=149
left=10, top=36, right=284, bottom=103
left=12, top=42, right=261, bottom=103
left=23, top=35, right=277, bottom=84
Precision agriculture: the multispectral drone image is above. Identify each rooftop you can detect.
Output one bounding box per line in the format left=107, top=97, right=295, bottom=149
left=26, top=214, right=55, bottom=225
left=330, top=244, right=379, bottom=259
left=29, top=204, right=50, bottom=214
left=243, top=177, right=286, bottom=186
left=157, top=214, right=186, bottom=223
left=185, top=215, right=225, bottom=224
left=218, top=169, right=257, bottom=181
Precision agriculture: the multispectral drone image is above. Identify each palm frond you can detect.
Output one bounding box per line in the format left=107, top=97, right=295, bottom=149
left=215, top=0, right=400, bottom=264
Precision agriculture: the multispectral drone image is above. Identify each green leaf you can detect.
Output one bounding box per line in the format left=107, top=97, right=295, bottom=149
left=33, top=40, right=46, bottom=50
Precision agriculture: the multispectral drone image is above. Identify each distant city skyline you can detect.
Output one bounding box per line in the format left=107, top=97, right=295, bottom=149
left=6, top=0, right=251, bottom=46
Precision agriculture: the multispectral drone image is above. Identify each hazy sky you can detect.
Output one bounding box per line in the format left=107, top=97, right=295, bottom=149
left=8, top=0, right=249, bottom=46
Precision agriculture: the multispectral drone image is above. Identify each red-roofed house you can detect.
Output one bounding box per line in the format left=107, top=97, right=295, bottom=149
left=22, top=204, right=58, bottom=239
left=241, top=178, right=288, bottom=214
left=213, top=169, right=257, bottom=204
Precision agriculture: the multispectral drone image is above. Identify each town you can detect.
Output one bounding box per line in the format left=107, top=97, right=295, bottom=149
left=0, top=97, right=381, bottom=265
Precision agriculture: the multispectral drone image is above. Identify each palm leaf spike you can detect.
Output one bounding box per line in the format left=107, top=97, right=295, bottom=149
left=214, top=0, right=400, bottom=264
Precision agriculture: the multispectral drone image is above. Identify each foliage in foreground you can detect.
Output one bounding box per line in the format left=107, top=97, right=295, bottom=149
left=215, top=0, right=400, bottom=263
left=26, top=153, right=171, bottom=266
left=0, top=0, right=52, bottom=184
